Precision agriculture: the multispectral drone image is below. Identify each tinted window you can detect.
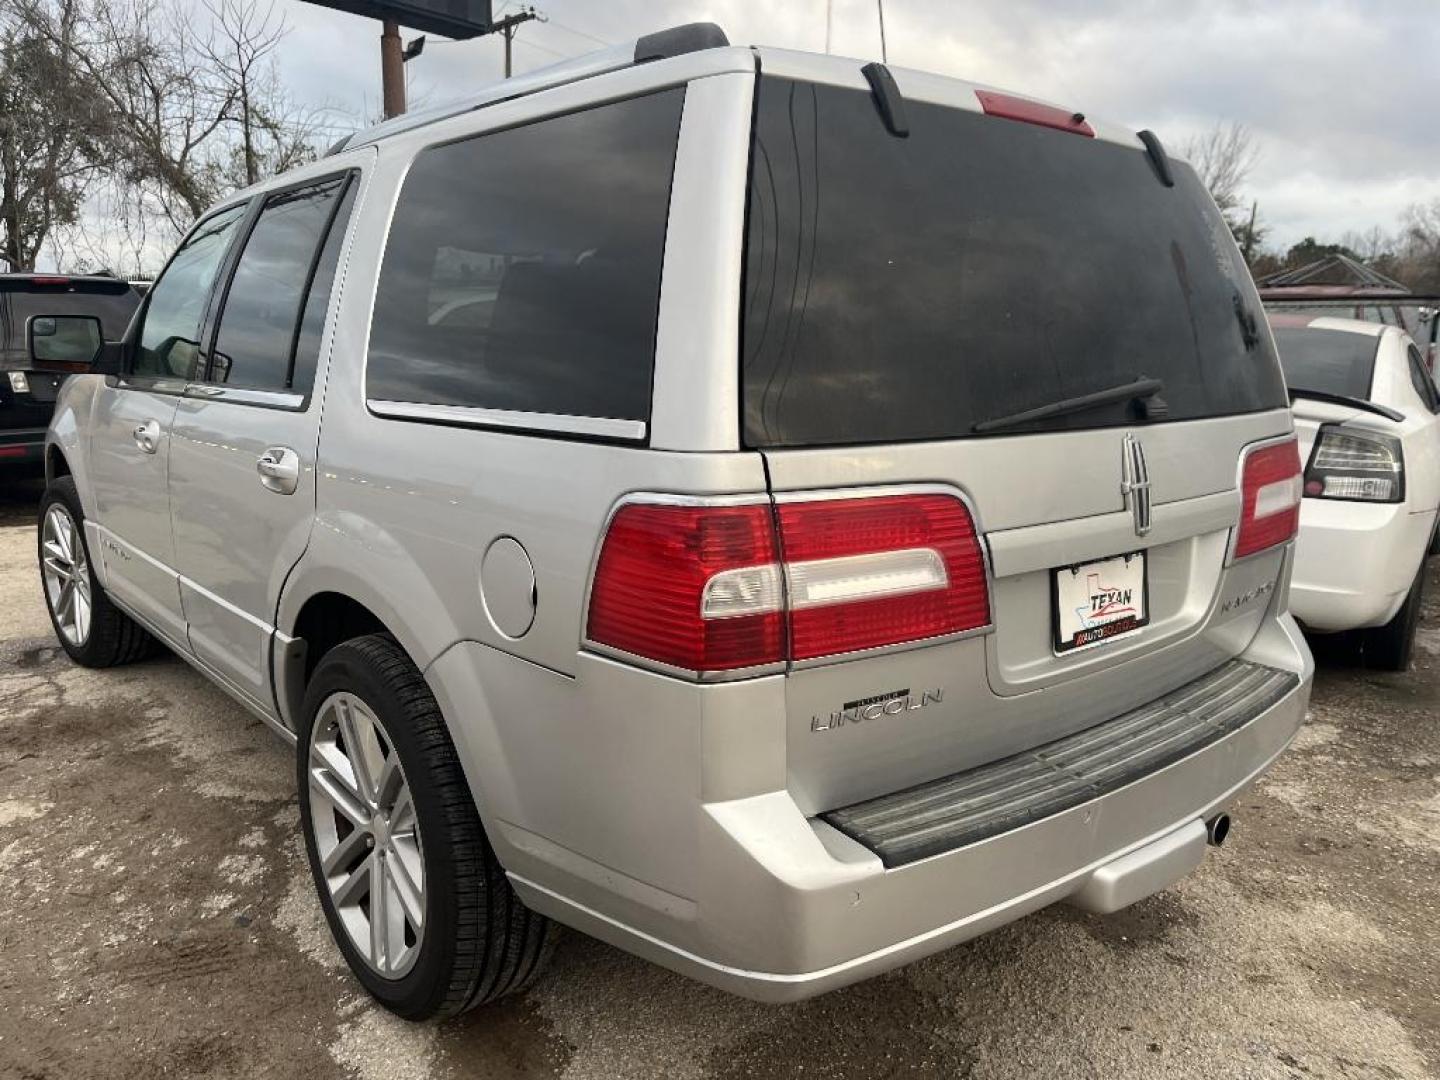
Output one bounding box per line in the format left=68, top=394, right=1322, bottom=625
left=136, top=206, right=247, bottom=379
left=1272, top=327, right=1378, bottom=400
left=209, top=178, right=348, bottom=392
left=367, top=90, right=685, bottom=424
left=0, top=283, right=138, bottom=357
left=1407, top=344, right=1439, bottom=412
left=291, top=181, right=358, bottom=396
left=742, top=79, right=1287, bottom=447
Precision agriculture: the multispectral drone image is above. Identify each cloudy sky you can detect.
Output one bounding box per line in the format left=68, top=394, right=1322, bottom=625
left=268, top=0, right=1440, bottom=251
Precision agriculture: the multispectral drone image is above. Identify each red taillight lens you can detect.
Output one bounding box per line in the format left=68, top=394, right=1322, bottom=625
left=974, top=89, right=1095, bottom=137
left=1234, top=438, right=1302, bottom=560
left=586, top=491, right=991, bottom=676
left=586, top=502, right=784, bottom=672
left=776, top=494, right=990, bottom=660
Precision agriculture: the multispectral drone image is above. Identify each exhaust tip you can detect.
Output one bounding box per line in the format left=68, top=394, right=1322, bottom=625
left=1206, top=812, right=1231, bottom=848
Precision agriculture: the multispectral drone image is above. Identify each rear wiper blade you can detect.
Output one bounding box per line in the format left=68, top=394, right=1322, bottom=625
left=1287, top=387, right=1405, bottom=423
left=973, top=377, right=1166, bottom=434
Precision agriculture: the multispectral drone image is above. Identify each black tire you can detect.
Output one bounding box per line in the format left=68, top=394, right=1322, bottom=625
left=37, top=477, right=157, bottom=668
left=1363, top=563, right=1425, bottom=672
left=296, top=633, right=556, bottom=1021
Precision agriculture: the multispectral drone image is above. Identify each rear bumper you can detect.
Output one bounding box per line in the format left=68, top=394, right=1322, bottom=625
left=507, top=613, right=1313, bottom=1001
left=1290, top=499, right=1433, bottom=631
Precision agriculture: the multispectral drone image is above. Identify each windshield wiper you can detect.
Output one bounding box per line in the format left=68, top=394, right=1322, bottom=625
left=973, top=377, right=1167, bottom=434
left=1287, top=387, right=1405, bottom=423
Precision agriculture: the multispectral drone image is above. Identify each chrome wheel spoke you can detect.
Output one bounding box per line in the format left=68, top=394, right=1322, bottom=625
left=388, top=785, right=415, bottom=836
left=311, top=738, right=366, bottom=807
left=376, top=756, right=405, bottom=812
left=370, top=854, right=393, bottom=970
left=385, top=841, right=424, bottom=929
left=309, top=762, right=371, bottom=829
left=332, top=850, right=374, bottom=908
left=322, top=821, right=372, bottom=878
left=337, top=699, right=382, bottom=807
left=73, top=588, right=91, bottom=639
left=53, top=515, right=73, bottom=561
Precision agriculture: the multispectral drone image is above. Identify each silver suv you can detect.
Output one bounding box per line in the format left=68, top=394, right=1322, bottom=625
left=34, top=24, right=1313, bottom=1021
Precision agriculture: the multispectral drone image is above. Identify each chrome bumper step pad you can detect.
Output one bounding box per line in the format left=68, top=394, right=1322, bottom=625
left=822, top=659, right=1300, bottom=868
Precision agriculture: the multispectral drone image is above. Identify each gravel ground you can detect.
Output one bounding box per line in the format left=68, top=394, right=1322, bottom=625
left=1, top=479, right=1437, bottom=1080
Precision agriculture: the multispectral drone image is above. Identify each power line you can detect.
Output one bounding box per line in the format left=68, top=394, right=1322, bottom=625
left=513, top=36, right=566, bottom=59
left=544, top=18, right=611, bottom=48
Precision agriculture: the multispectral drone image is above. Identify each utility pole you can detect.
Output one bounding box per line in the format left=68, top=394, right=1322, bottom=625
left=380, top=22, right=429, bottom=119
left=824, top=0, right=833, bottom=54
left=377, top=5, right=541, bottom=116
left=876, top=0, right=888, bottom=63
left=380, top=19, right=405, bottom=118
left=491, top=7, right=542, bottom=78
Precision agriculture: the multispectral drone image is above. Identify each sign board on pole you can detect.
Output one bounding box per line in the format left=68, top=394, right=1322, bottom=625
left=306, top=0, right=493, bottom=39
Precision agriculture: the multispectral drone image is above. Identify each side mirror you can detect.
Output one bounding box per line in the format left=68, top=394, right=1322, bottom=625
left=26, top=314, right=113, bottom=373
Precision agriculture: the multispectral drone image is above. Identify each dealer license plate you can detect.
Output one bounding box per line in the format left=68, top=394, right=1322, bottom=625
left=1053, top=552, right=1148, bottom=653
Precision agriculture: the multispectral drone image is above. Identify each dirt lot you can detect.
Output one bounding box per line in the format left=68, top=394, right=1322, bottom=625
left=1, top=480, right=1438, bottom=1080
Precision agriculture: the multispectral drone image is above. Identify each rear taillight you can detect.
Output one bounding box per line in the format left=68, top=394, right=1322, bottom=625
left=585, top=491, right=990, bottom=678
left=585, top=501, right=784, bottom=673
left=1233, top=438, right=1302, bottom=560
left=1303, top=425, right=1404, bottom=504
left=776, top=494, right=990, bottom=661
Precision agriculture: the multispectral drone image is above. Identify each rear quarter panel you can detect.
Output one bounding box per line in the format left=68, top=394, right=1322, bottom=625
left=276, top=58, right=773, bottom=906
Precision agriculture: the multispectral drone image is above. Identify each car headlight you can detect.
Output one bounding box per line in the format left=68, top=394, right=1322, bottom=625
left=6, top=371, right=28, bottom=394
left=1303, top=425, right=1404, bottom=503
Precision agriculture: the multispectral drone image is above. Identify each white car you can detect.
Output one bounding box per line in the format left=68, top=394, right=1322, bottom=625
left=1271, top=315, right=1440, bottom=668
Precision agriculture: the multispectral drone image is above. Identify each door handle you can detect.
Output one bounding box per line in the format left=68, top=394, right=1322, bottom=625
left=132, top=419, right=161, bottom=454
left=256, top=446, right=301, bottom=495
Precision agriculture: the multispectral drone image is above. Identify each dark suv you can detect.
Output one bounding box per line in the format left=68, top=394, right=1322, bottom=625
left=1, top=275, right=140, bottom=468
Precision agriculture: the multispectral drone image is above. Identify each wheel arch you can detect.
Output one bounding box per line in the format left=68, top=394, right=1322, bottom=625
left=275, top=541, right=466, bottom=735
left=45, top=442, right=71, bottom=484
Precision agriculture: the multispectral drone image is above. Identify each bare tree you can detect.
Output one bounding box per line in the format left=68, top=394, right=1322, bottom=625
left=14, top=0, right=328, bottom=272
left=20, top=0, right=240, bottom=233
left=0, top=0, right=112, bottom=270
left=203, top=0, right=320, bottom=188
left=1395, top=200, right=1440, bottom=293
left=1181, top=120, right=1260, bottom=219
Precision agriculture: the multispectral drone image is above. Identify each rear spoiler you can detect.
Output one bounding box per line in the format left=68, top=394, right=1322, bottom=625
left=1288, top=387, right=1405, bottom=424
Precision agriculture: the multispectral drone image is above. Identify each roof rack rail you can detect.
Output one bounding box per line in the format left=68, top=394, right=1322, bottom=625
left=329, top=22, right=732, bottom=158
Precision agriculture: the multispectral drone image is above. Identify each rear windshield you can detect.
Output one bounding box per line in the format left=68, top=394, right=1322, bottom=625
left=0, top=281, right=139, bottom=354
left=741, top=78, right=1288, bottom=447
left=1271, top=326, right=1379, bottom=400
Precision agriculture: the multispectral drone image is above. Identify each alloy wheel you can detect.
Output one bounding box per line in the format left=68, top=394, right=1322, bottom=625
left=41, top=505, right=92, bottom=647
left=307, top=691, right=426, bottom=978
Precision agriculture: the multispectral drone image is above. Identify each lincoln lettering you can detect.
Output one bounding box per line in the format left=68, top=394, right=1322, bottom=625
left=811, top=688, right=945, bottom=732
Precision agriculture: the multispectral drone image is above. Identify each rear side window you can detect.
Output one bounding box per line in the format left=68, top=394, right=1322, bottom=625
left=742, top=78, right=1288, bottom=447
left=1272, top=327, right=1378, bottom=400
left=208, top=176, right=352, bottom=393
left=366, top=89, right=685, bottom=428
left=291, top=181, right=359, bottom=396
